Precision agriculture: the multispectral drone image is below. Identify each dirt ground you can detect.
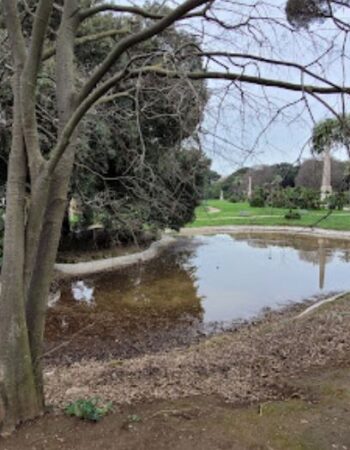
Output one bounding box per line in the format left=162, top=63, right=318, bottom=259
left=1, top=296, right=350, bottom=449
left=1, top=368, right=350, bottom=450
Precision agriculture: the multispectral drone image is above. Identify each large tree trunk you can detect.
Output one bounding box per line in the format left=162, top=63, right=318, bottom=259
left=24, top=0, right=78, bottom=402
left=0, top=74, right=41, bottom=436
left=0, top=0, right=78, bottom=434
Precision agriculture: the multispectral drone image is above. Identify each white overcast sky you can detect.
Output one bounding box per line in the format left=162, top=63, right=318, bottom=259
left=113, top=0, right=350, bottom=174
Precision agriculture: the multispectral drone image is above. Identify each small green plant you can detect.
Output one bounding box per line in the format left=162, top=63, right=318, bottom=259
left=127, top=414, right=142, bottom=423
left=65, top=398, right=113, bottom=422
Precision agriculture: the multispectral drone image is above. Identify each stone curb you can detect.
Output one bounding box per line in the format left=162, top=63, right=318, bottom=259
left=180, top=225, right=350, bottom=240
left=55, top=235, right=176, bottom=276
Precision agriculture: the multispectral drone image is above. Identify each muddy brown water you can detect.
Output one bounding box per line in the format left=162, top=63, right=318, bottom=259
left=45, top=233, right=350, bottom=364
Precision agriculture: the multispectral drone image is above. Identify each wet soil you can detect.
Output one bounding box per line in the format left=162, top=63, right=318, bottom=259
left=44, top=304, right=206, bottom=365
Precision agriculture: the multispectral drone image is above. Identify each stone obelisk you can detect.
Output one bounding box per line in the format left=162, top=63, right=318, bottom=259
left=320, top=146, right=332, bottom=201
left=247, top=175, right=252, bottom=200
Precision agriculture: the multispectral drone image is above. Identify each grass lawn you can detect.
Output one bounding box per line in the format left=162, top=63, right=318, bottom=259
left=188, top=199, right=350, bottom=231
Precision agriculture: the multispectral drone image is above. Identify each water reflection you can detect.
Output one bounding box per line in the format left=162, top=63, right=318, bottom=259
left=45, top=241, right=205, bottom=363
left=232, top=233, right=348, bottom=291
left=192, top=234, right=350, bottom=324
left=46, top=233, right=350, bottom=363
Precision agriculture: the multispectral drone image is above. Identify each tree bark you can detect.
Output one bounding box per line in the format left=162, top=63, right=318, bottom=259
left=0, top=0, right=78, bottom=433
left=25, top=0, right=79, bottom=392
left=0, top=73, right=41, bottom=436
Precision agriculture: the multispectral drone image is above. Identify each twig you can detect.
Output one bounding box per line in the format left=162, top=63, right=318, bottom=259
left=41, top=322, right=95, bottom=359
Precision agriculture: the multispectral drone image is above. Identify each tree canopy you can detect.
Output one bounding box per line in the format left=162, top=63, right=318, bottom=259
left=0, top=6, right=210, bottom=244
left=286, top=0, right=350, bottom=29
left=312, top=116, right=350, bottom=155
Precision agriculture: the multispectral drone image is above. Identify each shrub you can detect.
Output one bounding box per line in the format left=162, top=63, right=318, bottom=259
left=247, top=186, right=345, bottom=211
left=296, top=187, right=321, bottom=210
left=327, top=191, right=346, bottom=210
left=267, top=186, right=321, bottom=210
left=267, top=188, right=287, bottom=208
left=229, top=192, right=243, bottom=203
left=249, top=196, right=265, bottom=207
left=249, top=187, right=266, bottom=207
left=284, top=210, right=301, bottom=220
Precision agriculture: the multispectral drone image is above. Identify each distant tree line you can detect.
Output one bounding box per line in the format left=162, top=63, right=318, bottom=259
left=206, top=158, right=350, bottom=205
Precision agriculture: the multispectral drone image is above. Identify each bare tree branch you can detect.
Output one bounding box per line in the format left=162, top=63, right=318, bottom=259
left=78, top=2, right=208, bottom=23
left=42, top=28, right=130, bottom=62
left=21, top=0, right=53, bottom=178
left=77, top=0, right=210, bottom=102
left=132, top=66, right=350, bottom=94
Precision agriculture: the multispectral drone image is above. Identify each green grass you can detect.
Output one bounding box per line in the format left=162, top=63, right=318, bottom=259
left=188, top=199, right=350, bottom=231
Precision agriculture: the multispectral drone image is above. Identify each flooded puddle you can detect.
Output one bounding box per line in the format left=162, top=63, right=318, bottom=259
left=45, top=233, right=350, bottom=363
